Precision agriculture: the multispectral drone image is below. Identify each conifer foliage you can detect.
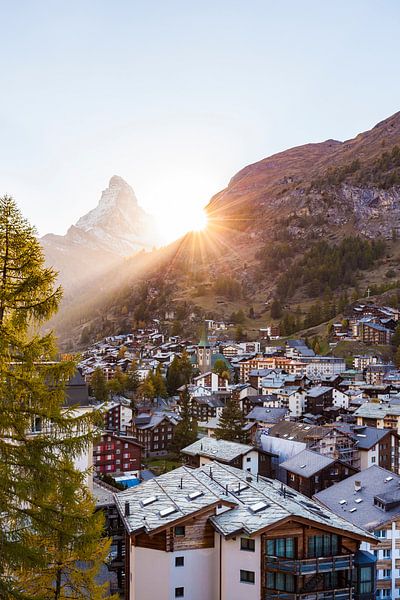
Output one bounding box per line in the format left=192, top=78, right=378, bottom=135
left=215, top=399, right=248, bottom=443
left=0, top=197, right=114, bottom=599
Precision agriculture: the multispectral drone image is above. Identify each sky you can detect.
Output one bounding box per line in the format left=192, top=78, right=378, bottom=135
left=1, top=0, right=400, bottom=243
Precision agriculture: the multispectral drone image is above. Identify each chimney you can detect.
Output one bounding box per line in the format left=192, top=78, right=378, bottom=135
left=354, top=481, right=362, bottom=492
left=125, top=501, right=130, bottom=516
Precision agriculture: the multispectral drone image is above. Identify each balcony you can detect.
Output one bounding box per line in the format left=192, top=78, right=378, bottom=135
left=266, top=555, right=353, bottom=576
left=265, top=588, right=352, bottom=600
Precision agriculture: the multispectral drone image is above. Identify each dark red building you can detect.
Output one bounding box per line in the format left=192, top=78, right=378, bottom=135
left=93, top=433, right=142, bottom=476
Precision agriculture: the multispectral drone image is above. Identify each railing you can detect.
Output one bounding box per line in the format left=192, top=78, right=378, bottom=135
left=265, top=588, right=352, bottom=600
left=266, top=555, right=353, bottom=576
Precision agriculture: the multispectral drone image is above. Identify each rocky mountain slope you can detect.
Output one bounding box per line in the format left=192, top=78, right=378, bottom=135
left=41, top=176, right=157, bottom=293
left=49, top=112, right=400, bottom=349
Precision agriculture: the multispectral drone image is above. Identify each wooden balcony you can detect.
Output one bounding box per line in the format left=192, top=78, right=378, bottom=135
left=265, top=588, right=353, bottom=600
left=265, top=554, right=353, bottom=576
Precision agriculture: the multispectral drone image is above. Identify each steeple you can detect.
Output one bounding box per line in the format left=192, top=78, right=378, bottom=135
left=197, top=321, right=211, bottom=373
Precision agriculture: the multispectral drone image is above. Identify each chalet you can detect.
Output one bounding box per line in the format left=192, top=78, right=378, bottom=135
left=189, top=395, right=225, bottom=421
left=130, top=412, right=180, bottom=456
left=359, top=321, right=393, bottom=345
left=100, top=399, right=133, bottom=433
left=354, top=402, right=400, bottom=434
left=281, top=449, right=358, bottom=498
left=115, top=462, right=376, bottom=600
left=93, top=433, right=142, bottom=476
left=181, top=437, right=276, bottom=478
left=336, top=424, right=400, bottom=474
left=193, top=371, right=229, bottom=392
left=305, top=386, right=334, bottom=415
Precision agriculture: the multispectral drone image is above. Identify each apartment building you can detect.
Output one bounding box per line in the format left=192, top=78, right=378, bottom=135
left=315, top=466, right=400, bottom=600
left=115, top=462, right=376, bottom=600
left=93, top=433, right=142, bottom=476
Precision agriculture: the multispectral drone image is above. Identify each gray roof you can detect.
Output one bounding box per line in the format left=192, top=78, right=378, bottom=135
left=307, top=386, right=333, bottom=398
left=354, top=402, right=400, bottom=419
left=336, top=424, right=394, bottom=449
left=314, top=465, right=400, bottom=531
left=280, top=449, right=335, bottom=477
left=134, top=412, right=179, bottom=430
left=93, top=481, right=116, bottom=507
left=246, top=407, right=288, bottom=423
left=115, top=462, right=374, bottom=540
left=181, top=437, right=254, bottom=462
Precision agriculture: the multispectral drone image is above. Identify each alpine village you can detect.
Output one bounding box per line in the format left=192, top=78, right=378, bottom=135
left=4, top=6, right=400, bottom=600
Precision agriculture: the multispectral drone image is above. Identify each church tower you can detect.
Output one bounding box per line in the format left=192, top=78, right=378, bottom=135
left=197, top=321, right=212, bottom=374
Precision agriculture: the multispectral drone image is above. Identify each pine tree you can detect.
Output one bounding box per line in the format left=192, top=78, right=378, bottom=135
left=166, top=351, right=193, bottom=396
left=170, top=387, right=197, bottom=454
left=90, top=367, right=109, bottom=402
left=0, top=196, right=109, bottom=599
left=126, top=359, right=140, bottom=393
left=215, top=399, right=248, bottom=443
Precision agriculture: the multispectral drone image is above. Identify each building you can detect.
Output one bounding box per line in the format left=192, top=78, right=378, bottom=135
left=197, top=323, right=212, bottom=374
left=189, top=395, right=225, bottom=421
left=354, top=402, right=400, bottom=434
left=115, top=461, right=376, bottom=600
left=302, top=357, right=346, bottom=379
left=306, top=386, right=335, bottom=415
left=337, top=424, right=400, bottom=474
left=130, top=412, right=180, bottom=456
left=93, top=433, right=142, bottom=476
left=281, top=449, right=358, bottom=497
left=359, top=322, right=393, bottom=346
left=100, top=399, right=133, bottom=433
left=181, top=437, right=275, bottom=478
left=245, top=406, right=289, bottom=429
left=315, top=466, right=400, bottom=600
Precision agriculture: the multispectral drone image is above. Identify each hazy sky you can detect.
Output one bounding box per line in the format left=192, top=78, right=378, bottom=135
left=1, top=1, right=400, bottom=242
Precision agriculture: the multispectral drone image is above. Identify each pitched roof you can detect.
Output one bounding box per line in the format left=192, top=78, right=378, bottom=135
left=280, top=449, right=335, bottom=477
left=115, top=462, right=373, bottom=540
left=181, top=437, right=254, bottom=462
left=246, top=407, right=288, bottom=423
left=314, top=465, right=400, bottom=531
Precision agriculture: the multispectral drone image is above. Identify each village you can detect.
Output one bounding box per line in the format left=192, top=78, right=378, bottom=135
left=64, top=300, right=400, bottom=598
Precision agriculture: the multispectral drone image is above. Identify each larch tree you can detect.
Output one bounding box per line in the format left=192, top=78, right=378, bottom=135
left=0, top=196, right=113, bottom=599
left=170, top=386, right=197, bottom=455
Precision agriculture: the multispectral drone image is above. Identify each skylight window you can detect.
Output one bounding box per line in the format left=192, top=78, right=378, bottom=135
left=349, top=508, right=357, bottom=513
left=355, top=498, right=363, bottom=504
left=249, top=501, right=269, bottom=513
left=339, top=499, right=347, bottom=505
left=300, top=464, right=306, bottom=469
left=141, top=495, right=158, bottom=507
left=159, top=506, right=178, bottom=518
left=188, top=491, right=204, bottom=501
left=385, top=476, right=393, bottom=482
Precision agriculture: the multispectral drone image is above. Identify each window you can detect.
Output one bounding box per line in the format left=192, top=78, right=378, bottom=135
left=124, top=443, right=129, bottom=449
left=266, top=572, right=294, bottom=592
left=308, top=534, right=338, bottom=558
left=371, top=456, right=376, bottom=463
left=241, top=538, right=255, bottom=552
left=358, top=566, right=374, bottom=594
left=375, top=529, right=387, bottom=539
left=175, top=556, right=184, bottom=567
left=382, top=569, right=391, bottom=579
left=175, top=588, right=184, bottom=598
left=246, top=457, right=251, bottom=463
left=383, top=549, right=391, bottom=558
left=240, top=570, right=255, bottom=584
left=175, top=526, right=185, bottom=537
left=266, top=538, right=295, bottom=558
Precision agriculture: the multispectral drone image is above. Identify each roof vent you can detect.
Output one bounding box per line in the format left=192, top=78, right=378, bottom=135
left=354, top=481, right=362, bottom=492
left=349, top=508, right=357, bottom=513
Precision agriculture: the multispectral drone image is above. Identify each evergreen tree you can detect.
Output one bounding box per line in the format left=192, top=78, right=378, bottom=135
left=270, top=298, right=282, bottom=319
left=152, top=364, right=167, bottom=398
left=90, top=367, right=109, bottom=402
left=138, top=374, right=156, bottom=400
left=215, top=399, right=248, bottom=443
left=17, top=460, right=116, bottom=599
left=170, top=387, right=197, bottom=454
left=0, top=196, right=108, bottom=598
left=108, top=366, right=129, bottom=396
left=126, top=359, right=140, bottom=393
left=166, top=351, right=193, bottom=396
left=396, top=346, right=400, bottom=369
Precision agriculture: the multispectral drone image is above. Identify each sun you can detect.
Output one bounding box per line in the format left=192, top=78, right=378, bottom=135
left=158, top=207, right=208, bottom=243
